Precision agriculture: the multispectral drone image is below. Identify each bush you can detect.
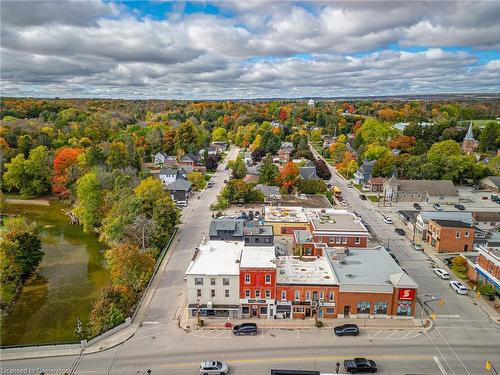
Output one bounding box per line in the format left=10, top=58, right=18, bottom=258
left=296, top=179, right=327, bottom=194
left=478, top=283, right=495, bottom=298
left=315, top=320, right=324, bottom=328
left=89, top=285, right=133, bottom=336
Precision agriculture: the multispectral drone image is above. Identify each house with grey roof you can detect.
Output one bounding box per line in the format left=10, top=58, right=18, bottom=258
left=153, top=152, right=176, bottom=166
left=166, top=179, right=192, bottom=202
left=299, top=166, right=319, bottom=180
left=209, top=218, right=274, bottom=246
left=479, top=176, right=500, bottom=193
left=158, top=167, right=188, bottom=186
left=383, top=177, right=459, bottom=204
left=179, top=153, right=200, bottom=166
left=255, top=185, right=282, bottom=201
left=353, top=159, right=375, bottom=185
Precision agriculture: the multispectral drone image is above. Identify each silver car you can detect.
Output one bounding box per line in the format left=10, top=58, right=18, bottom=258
left=200, top=361, right=229, bottom=375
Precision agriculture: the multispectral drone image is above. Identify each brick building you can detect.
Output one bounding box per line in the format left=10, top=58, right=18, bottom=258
left=239, top=247, right=277, bottom=318
left=464, top=244, right=500, bottom=293
left=427, top=219, right=475, bottom=253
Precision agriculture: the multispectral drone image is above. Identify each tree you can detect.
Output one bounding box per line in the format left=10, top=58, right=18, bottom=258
left=210, top=195, right=229, bottom=212
left=52, top=147, right=83, bottom=197
left=212, top=127, right=228, bottom=142
left=251, top=134, right=262, bottom=151
left=388, top=135, right=416, bottom=151
left=105, top=244, right=155, bottom=293
left=278, top=161, right=300, bottom=192
left=7, top=232, right=44, bottom=275
left=251, top=148, right=266, bottom=163
left=229, top=156, right=247, bottom=179
left=329, top=143, right=348, bottom=163
left=188, top=172, right=205, bottom=190
left=74, top=171, right=104, bottom=233
left=296, top=179, right=327, bottom=194
left=89, top=285, right=133, bottom=336
left=310, top=128, right=322, bottom=142
left=487, top=155, right=500, bottom=175
left=364, top=144, right=391, bottom=161
left=359, top=118, right=398, bottom=146
left=258, top=154, right=279, bottom=185
left=427, top=140, right=461, bottom=163
left=134, top=177, right=167, bottom=212
left=479, top=122, right=500, bottom=152
left=205, top=155, right=218, bottom=171
left=313, top=158, right=331, bottom=180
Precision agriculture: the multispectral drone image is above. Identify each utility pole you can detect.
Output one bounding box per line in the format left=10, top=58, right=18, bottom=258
left=420, top=294, right=443, bottom=328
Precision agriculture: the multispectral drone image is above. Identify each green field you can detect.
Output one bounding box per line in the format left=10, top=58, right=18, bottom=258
left=459, top=119, right=498, bottom=126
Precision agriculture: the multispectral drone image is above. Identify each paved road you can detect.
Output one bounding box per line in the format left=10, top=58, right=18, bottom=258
left=2, top=145, right=500, bottom=375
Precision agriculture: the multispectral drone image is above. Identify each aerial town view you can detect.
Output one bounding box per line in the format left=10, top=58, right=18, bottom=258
left=0, top=1, right=499, bottom=374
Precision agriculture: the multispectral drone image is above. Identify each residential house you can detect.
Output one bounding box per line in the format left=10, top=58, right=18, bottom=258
left=243, top=174, right=259, bottom=184
left=479, top=176, right=500, bottom=193
left=208, top=218, right=274, bottom=246
left=367, top=177, right=387, bottom=193
left=153, top=152, right=176, bottom=166
left=278, top=148, right=292, bottom=164
left=255, top=185, right=282, bottom=202
left=383, top=178, right=459, bottom=204
left=427, top=219, right=475, bottom=253
left=158, top=167, right=188, bottom=186
left=243, top=152, right=253, bottom=165
left=240, top=246, right=277, bottom=318
left=299, top=166, right=319, bottom=180
left=179, top=153, right=200, bottom=166
left=211, top=141, right=228, bottom=151
left=353, top=159, right=375, bottom=185
left=394, top=122, right=409, bottom=132
left=166, top=179, right=192, bottom=202
left=185, top=241, right=242, bottom=318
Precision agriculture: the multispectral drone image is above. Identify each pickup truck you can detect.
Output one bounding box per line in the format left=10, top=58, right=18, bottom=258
left=344, top=358, right=377, bottom=373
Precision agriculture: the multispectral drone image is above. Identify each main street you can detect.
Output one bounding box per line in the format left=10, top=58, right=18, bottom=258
left=2, top=145, right=499, bottom=375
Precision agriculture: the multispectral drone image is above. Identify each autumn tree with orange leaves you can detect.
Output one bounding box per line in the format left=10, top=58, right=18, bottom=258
left=52, top=147, right=83, bottom=197
left=278, top=161, right=300, bottom=192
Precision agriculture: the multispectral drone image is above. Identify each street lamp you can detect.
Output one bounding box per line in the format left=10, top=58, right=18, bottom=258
left=420, top=294, right=442, bottom=328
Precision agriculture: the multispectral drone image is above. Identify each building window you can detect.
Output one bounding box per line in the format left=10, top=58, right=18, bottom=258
left=195, top=277, right=203, bottom=286
left=456, top=232, right=460, bottom=239
left=357, top=301, right=371, bottom=314
left=211, top=290, right=216, bottom=298
left=374, top=302, right=388, bottom=314
left=397, top=301, right=412, bottom=316
left=295, top=290, right=300, bottom=301
left=255, top=290, right=260, bottom=298
left=242, top=306, right=250, bottom=314
left=245, top=274, right=251, bottom=284
left=326, top=308, right=335, bottom=314
left=329, top=236, right=335, bottom=243
left=281, top=291, right=286, bottom=300
left=465, top=231, right=469, bottom=238
left=223, top=278, right=230, bottom=286
left=355, top=237, right=360, bottom=245
left=294, top=307, right=305, bottom=313
left=328, top=291, right=334, bottom=301
left=197, top=289, right=202, bottom=297
left=255, top=238, right=260, bottom=243
left=245, top=290, right=250, bottom=298
left=225, top=290, right=230, bottom=298
left=210, top=278, right=216, bottom=286
left=245, top=238, right=249, bottom=243
left=265, top=274, right=271, bottom=284
left=342, top=237, right=347, bottom=244
left=335, top=237, right=341, bottom=244
left=319, top=291, right=324, bottom=300
left=265, top=238, right=270, bottom=243
left=265, top=290, right=271, bottom=298
left=305, top=291, right=311, bottom=301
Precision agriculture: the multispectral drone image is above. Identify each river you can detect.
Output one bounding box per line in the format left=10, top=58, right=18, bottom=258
left=0, top=200, right=110, bottom=346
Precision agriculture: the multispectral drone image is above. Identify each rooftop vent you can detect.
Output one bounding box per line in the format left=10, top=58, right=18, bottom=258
left=346, top=273, right=354, bottom=278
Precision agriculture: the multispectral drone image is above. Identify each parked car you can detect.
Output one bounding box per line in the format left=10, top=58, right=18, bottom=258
left=347, top=183, right=353, bottom=188
left=450, top=280, right=468, bottom=295
left=394, top=228, right=405, bottom=236
left=433, top=203, right=443, bottom=211
left=344, top=358, right=377, bottom=373
left=434, top=268, right=451, bottom=279
left=232, top=322, right=257, bottom=336
left=340, top=200, right=349, bottom=206
left=444, top=257, right=454, bottom=267
left=412, top=242, right=423, bottom=251
left=389, top=253, right=400, bottom=265
left=454, top=204, right=465, bottom=210
left=359, top=194, right=367, bottom=200
left=200, top=361, right=229, bottom=375
left=413, top=203, right=422, bottom=210
left=223, top=179, right=228, bottom=183
left=176, top=200, right=187, bottom=207
left=207, top=181, right=214, bottom=188
left=334, top=324, right=359, bottom=337
left=383, top=217, right=393, bottom=224
left=481, top=196, right=488, bottom=200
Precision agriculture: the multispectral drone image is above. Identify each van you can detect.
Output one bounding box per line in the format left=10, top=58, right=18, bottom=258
left=176, top=200, right=187, bottom=207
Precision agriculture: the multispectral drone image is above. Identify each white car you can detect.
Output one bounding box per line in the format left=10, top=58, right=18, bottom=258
left=434, top=268, right=450, bottom=279
left=433, top=203, right=443, bottom=211
left=383, top=217, right=393, bottom=224
left=200, top=361, right=229, bottom=375
left=340, top=200, right=349, bottom=206
left=449, top=280, right=468, bottom=295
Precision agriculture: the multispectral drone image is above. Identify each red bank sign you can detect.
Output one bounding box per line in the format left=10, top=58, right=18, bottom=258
left=399, top=289, right=415, bottom=300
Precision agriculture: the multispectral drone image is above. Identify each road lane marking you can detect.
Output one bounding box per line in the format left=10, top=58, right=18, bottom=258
left=142, top=321, right=159, bottom=325
left=436, top=315, right=461, bottom=319
left=425, top=332, right=455, bottom=375
left=385, top=330, right=398, bottom=338
left=435, top=327, right=471, bottom=375
left=434, top=356, right=448, bottom=375
left=369, top=329, right=382, bottom=339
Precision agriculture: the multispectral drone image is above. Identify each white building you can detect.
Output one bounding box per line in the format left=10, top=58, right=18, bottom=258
left=307, top=99, right=315, bottom=108
left=185, top=241, right=243, bottom=318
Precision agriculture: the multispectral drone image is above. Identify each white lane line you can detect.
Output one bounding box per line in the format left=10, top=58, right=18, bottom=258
left=369, top=329, right=382, bottom=339
left=296, top=329, right=301, bottom=338
left=385, top=330, right=398, bottom=339
left=436, top=315, right=461, bottom=319
left=434, top=356, right=448, bottom=375
left=403, top=331, right=415, bottom=338
left=143, top=321, right=159, bottom=325
left=425, top=332, right=455, bottom=375
left=435, top=327, right=472, bottom=375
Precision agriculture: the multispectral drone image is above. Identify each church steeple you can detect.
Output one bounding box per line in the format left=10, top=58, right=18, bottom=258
left=464, top=122, right=475, bottom=141
left=462, top=122, right=478, bottom=155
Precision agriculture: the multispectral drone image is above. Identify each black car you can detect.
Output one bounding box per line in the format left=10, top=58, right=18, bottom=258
left=232, top=322, right=257, bottom=336
left=394, top=228, right=405, bottom=236
left=413, top=203, right=422, bottom=210
left=344, top=358, right=377, bottom=373
left=359, top=194, right=367, bottom=200
left=389, top=253, right=400, bottom=265
left=455, top=204, right=465, bottom=210
left=334, top=324, right=359, bottom=337
left=444, top=257, right=454, bottom=267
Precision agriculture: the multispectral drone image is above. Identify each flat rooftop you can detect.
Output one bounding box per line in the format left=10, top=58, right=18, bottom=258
left=326, top=247, right=418, bottom=291
left=276, top=256, right=338, bottom=285
left=306, top=208, right=368, bottom=233
left=240, top=246, right=277, bottom=269
left=185, top=240, right=242, bottom=276
left=264, top=206, right=308, bottom=223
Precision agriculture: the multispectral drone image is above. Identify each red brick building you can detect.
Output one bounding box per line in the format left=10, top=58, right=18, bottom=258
left=463, top=244, right=500, bottom=294
left=427, top=219, right=475, bottom=253
left=239, top=247, right=277, bottom=318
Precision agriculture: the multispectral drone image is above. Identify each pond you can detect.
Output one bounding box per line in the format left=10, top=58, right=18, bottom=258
left=0, top=200, right=110, bottom=346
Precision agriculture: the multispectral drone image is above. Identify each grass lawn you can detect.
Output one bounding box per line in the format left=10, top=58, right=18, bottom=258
left=324, top=158, right=335, bottom=166
left=367, top=195, right=380, bottom=202
left=353, top=183, right=362, bottom=190
left=459, top=119, right=498, bottom=126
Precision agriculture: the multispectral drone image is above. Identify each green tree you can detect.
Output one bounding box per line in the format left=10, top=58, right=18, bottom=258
left=296, top=179, right=327, bottom=194
left=89, top=285, right=133, bottom=336
left=229, top=156, right=247, bottom=179
left=75, top=171, right=104, bottom=233
left=427, top=140, right=461, bottom=164
left=187, top=172, right=205, bottom=190
left=258, top=154, right=279, bottom=185
left=212, top=127, right=228, bottom=142
left=479, top=122, right=500, bottom=152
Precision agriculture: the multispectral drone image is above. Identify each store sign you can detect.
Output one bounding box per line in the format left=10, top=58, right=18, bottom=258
left=399, top=289, right=415, bottom=300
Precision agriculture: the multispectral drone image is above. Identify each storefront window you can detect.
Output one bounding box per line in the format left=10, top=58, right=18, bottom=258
left=326, top=308, right=335, bottom=314
left=357, top=301, right=371, bottom=314
left=397, top=301, right=412, bottom=316
left=242, top=306, right=250, bottom=314
left=374, top=302, right=388, bottom=314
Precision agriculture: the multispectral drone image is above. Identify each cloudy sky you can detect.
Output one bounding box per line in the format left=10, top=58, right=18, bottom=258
left=1, top=0, right=499, bottom=99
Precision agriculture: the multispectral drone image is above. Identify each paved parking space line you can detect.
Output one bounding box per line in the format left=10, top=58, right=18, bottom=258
left=434, top=356, right=448, bottom=375
left=385, top=330, right=399, bottom=338
left=369, top=330, right=382, bottom=339
left=403, top=331, right=415, bottom=338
